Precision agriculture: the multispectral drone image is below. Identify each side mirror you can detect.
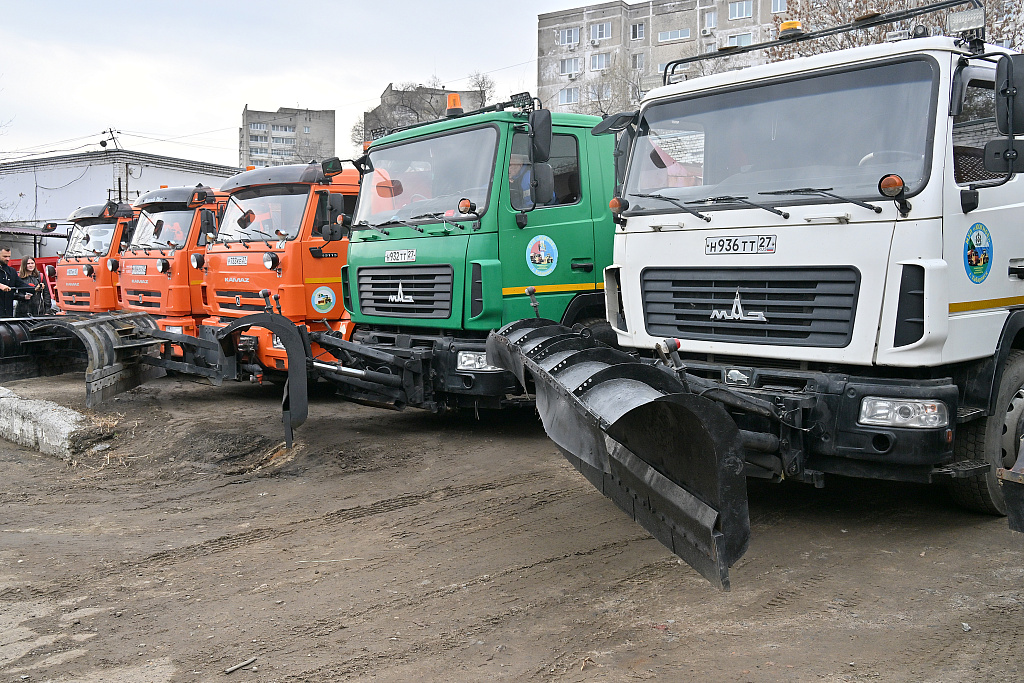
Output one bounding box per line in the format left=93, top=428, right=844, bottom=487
left=532, top=162, right=555, bottom=207
left=198, top=210, right=216, bottom=245
left=322, top=157, right=345, bottom=177
left=322, top=221, right=348, bottom=242
left=528, top=109, right=552, bottom=163
left=375, top=179, right=403, bottom=198
left=41, top=222, right=58, bottom=233
left=613, top=127, right=635, bottom=192
left=188, top=188, right=211, bottom=208
left=237, top=209, right=255, bottom=229
left=328, top=194, right=347, bottom=227
left=995, top=55, right=1024, bottom=135
left=152, top=219, right=164, bottom=238
left=983, top=139, right=1024, bottom=173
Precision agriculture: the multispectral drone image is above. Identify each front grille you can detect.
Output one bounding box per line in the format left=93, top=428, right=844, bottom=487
left=60, top=291, right=90, bottom=307
left=641, top=266, right=860, bottom=347
left=215, top=290, right=265, bottom=313
left=124, top=289, right=162, bottom=309
left=357, top=264, right=453, bottom=319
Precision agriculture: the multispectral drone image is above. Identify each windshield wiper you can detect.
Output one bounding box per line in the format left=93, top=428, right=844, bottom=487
left=686, top=195, right=789, bottom=219
left=408, top=212, right=468, bottom=230
left=758, top=187, right=882, bottom=214
left=376, top=218, right=424, bottom=233
left=631, top=192, right=711, bottom=222
left=353, top=221, right=390, bottom=237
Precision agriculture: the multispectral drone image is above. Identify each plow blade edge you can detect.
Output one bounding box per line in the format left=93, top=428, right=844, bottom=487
left=487, top=319, right=749, bottom=589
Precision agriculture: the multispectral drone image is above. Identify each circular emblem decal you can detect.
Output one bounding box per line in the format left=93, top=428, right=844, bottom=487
left=311, top=286, right=336, bottom=314
left=526, top=235, right=558, bottom=277
left=963, top=223, right=992, bottom=284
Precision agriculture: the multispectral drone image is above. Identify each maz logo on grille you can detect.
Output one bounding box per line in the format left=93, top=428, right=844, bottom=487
left=710, top=290, right=768, bottom=323
left=388, top=282, right=414, bottom=303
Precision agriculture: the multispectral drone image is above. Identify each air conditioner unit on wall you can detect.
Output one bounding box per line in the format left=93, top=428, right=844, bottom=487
left=590, top=38, right=599, bottom=46
left=568, top=44, right=576, bottom=51
left=569, top=72, right=578, bottom=80
left=701, top=28, right=713, bottom=36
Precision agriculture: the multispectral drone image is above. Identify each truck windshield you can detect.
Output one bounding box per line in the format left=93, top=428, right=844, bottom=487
left=218, top=185, right=309, bottom=243
left=624, top=59, right=936, bottom=212
left=354, top=126, right=498, bottom=227
left=65, top=220, right=117, bottom=257
left=132, top=209, right=194, bottom=249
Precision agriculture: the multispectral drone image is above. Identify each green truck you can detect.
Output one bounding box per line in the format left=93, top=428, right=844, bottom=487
left=291, top=94, right=615, bottom=412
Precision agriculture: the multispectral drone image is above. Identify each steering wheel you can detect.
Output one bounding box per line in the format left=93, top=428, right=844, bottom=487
left=858, top=151, right=922, bottom=167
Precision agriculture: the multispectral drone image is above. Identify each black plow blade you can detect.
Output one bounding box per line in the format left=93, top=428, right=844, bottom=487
left=999, top=439, right=1024, bottom=533
left=487, top=320, right=749, bottom=589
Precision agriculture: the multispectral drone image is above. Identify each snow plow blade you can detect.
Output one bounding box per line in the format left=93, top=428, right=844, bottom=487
left=0, top=313, right=164, bottom=406
left=998, top=440, right=1024, bottom=533
left=487, top=319, right=749, bottom=589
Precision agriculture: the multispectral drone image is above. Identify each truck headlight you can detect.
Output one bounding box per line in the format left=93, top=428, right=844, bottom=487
left=156, top=258, right=170, bottom=273
left=858, top=397, right=949, bottom=429
left=457, top=350, right=500, bottom=371
left=191, top=253, right=205, bottom=269
left=164, top=325, right=184, bottom=334
left=263, top=252, right=279, bottom=270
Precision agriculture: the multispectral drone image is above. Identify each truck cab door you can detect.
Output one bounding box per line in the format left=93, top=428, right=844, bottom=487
left=498, top=130, right=598, bottom=322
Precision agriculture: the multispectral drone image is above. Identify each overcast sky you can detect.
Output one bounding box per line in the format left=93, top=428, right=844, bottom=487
left=0, top=0, right=583, bottom=168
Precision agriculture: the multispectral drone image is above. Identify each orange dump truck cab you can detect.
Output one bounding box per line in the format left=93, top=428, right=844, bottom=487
left=56, top=201, right=137, bottom=313
left=198, top=162, right=358, bottom=381
left=116, top=185, right=223, bottom=337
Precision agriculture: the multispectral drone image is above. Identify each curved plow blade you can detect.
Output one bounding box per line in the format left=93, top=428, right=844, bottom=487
left=487, top=320, right=749, bottom=589
left=0, top=313, right=165, bottom=406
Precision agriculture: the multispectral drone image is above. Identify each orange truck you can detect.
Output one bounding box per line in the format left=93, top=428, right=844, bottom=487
left=55, top=201, right=137, bottom=313
left=193, top=162, right=358, bottom=384
left=115, top=185, right=223, bottom=338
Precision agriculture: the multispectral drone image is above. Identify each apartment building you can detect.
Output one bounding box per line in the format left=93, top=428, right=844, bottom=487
left=239, top=106, right=336, bottom=168
left=538, top=0, right=784, bottom=114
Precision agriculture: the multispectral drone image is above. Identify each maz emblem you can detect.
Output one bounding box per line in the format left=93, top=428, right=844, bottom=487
left=710, top=290, right=768, bottom=323
left=388, top=282, right=414, bottom=304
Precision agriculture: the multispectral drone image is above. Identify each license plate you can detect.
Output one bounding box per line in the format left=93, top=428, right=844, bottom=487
left=226, top=255, right=248, bottom=266
left=384, top=249, right=416, bottom=263
left=705, top=235, right=776, bottom=255
left=131, top=265, right=146, bottom=275
left=66, top=268, right=78, bottom=276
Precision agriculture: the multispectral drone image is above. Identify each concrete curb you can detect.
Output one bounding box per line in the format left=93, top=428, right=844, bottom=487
left=0, top=387, right=110, bottom=459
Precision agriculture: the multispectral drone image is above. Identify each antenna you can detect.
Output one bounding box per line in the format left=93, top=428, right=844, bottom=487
left=99, top=128, right=123, bottom=150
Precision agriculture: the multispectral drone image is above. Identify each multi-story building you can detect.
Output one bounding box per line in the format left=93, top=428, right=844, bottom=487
left=538, top=0, right=784, bottom=115
left=361, top=84, right=486, bottom=144
left=239, top=106, right=336, bottom=168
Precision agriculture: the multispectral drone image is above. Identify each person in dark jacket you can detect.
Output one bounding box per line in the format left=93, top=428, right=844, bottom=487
left=17, top=257, right=51, bottom=317
left=0, top=247, right=33, bottom=318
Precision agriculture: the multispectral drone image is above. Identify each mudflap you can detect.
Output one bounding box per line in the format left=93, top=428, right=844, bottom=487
left=216, top=313, right=312, bottom=448
left=0, top=313, right=165, bottom=406
left=487, top=319, right=749, bottom=590
left=998, top=439, right=1024, bottom=533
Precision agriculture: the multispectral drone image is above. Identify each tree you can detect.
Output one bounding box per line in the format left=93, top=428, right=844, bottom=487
left=569, top=54, right=647, bottom=117
left=467, top=71, right=496, bottom=108
left=355, top=80, right=488, bottom=145
left=350, top=120, right=365, bottom=148
left=769, top=0, right=1023, bottom=62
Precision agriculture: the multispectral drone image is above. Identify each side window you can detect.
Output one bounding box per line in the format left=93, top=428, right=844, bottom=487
left=508, top=133, right=581, bottom=210
left=953, top=79, right=1001, bottom=185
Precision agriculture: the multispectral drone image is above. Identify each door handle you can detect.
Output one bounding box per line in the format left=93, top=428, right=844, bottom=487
left=571, top=261, right=594, bottom=272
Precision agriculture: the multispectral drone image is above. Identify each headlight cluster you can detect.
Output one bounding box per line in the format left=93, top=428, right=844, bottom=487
left=106, top=258, right=119, bottom=272
left=164, top=326, right=184, bottom=335
left=156, top=258, right=171, bottom=273
left=858, top=397, right=949, bottom=429
left=191, top=253, right=205, bottom=269
left=263, top=252, right=280, bottom=270
left=456, top=351, right=500, bottom=372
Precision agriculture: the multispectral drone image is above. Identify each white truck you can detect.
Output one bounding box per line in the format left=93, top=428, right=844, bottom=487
left=488, top=3, right=1024, bottom=588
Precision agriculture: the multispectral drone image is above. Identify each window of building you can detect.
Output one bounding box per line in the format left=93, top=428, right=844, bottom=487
left=304, top=126, right=310, bottom=134
left=729, top=1, right=753, bottom=19
left=705, top=42, right=717, bottom=53
left=509, top=133, right=581, bottom=210
left=273, top=137, right=296, bottom=145
left=728, top=32, right=753, bottom=46
left=591, top=22, right=611, bottom=41
left=658, top=29, right=691, bottom=42
left=631, top=22, right=645, bottom=40
left=272, top=125, right=295, bottom=132
left=591, top=53, right=609, bottom=70
left=558, top=27, right=579, bottom=45
left=558, top=87, right=579, bottom=105
left=632, top=53, right=645, bottom=70
left=271, top=149, right=292, bottom=157
left=249, top=122, right=266, bottom=130
left=249, top=135, right=267, bottom=143
left=249, top=147, right=268, bottom=156
left=705, top=10, right=717, bottom=28
left=560, top=57, right=580, bottom=75
left=772, top=0, right=787, bottom=11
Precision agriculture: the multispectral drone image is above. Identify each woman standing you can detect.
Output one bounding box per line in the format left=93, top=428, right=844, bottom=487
left=17, top=257, right=51, bottom=317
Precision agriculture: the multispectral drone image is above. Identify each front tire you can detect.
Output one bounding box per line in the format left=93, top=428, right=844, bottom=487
left=950, top=349, right=1024, bottom=515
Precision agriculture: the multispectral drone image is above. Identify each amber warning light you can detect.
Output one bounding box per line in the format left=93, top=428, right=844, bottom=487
left=446, top=93, right=464, bottom=117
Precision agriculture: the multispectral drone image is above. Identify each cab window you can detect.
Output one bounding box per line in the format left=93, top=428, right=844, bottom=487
left=508, top=133, right=581, bottom=210
left=953, top=79, right=1001, bottom=185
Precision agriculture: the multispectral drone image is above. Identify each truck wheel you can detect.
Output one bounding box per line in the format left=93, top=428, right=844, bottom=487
left=575, top=317, right=618, bottom=348
left=950, top=349, right=1024, bottom=515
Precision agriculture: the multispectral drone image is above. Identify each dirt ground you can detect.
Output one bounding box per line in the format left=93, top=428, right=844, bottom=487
left=0, top=373, right=1021, bottom=682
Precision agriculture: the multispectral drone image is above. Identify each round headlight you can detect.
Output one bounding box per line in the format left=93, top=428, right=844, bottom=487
left=83, top=264, right=95, bottom=277
left=263, top=252, right=280, bottom=270
left=190, top=253, right=205, bottom=269
left=156, top=258, right=170, bottom=273
left=106, top=258, right=119, bottom=272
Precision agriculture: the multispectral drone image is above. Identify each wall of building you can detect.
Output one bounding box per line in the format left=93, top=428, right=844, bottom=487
left=239, top=107, right=336, bottom=168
